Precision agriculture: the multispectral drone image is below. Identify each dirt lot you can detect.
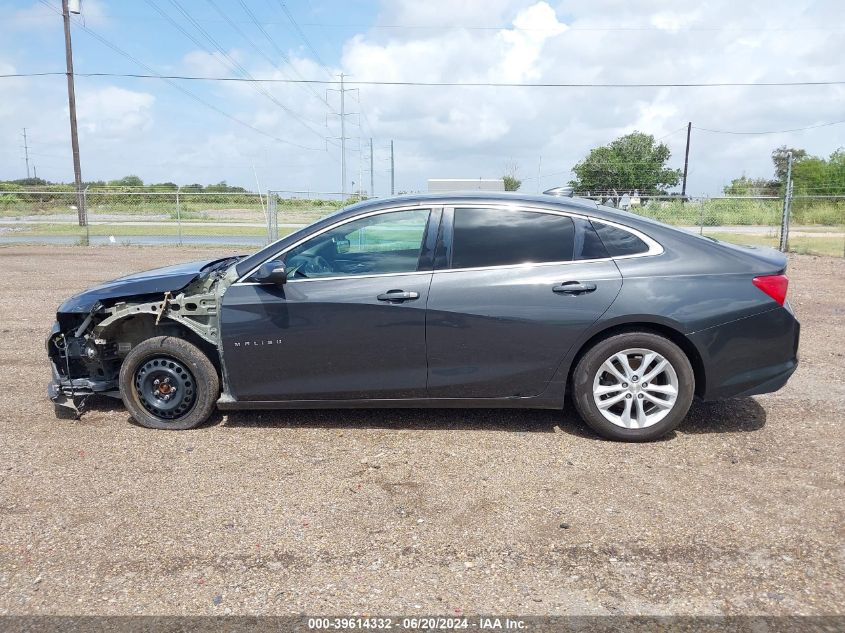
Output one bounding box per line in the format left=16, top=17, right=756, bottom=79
left=0, top=246, right=842, bottom=616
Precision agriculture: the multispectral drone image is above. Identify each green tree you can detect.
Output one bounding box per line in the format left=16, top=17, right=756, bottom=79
left=791, top=147, right=845, bottom=195
left=502, top=160, right=521, bottom=191
left=108, top=175, right=144, bottom=187
left=771, top=146, right=808, bottom=182
left=503, top=175, right=521, bottom=191
left=569, top=132, right=681, bottom=195
left=723, top=175, right=780, bottom=196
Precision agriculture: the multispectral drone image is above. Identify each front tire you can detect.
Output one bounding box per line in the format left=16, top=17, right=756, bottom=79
left=119, top=336, right=219, bottom=430
left=571, top=331, right=694, bottom=441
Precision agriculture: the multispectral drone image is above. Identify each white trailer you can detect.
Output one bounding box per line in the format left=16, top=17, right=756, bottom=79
left=427, top=179, right=505, bottom=193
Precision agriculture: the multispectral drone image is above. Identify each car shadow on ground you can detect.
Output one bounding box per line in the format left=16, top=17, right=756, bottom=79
left=216, top=396, right=766, bottom=439
left=679, top=397, right=767, bottom=434
left=87, top=392, right=765, bottom=439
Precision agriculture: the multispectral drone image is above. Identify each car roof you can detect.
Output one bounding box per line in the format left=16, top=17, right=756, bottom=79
left=341, top=190, right=600, bottom=213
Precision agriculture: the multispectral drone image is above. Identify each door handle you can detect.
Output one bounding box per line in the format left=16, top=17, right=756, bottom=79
left=553, top=281, right=597, bottom=295
left=377, top=290, right=420, bottom=303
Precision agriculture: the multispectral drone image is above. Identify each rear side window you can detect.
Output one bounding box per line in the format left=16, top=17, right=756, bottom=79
left=591, top=221, right=650, bottom=257
left=451, top=208, right=574, bottom=269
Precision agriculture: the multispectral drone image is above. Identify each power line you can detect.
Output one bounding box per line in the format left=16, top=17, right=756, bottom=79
left=164, top=0, right=333, bottom=144
left=656, top=125, right=689, bottom=140
left=4, top=71, right=845, bottom=88
left=272, top=0, right=331, bottom=78
left=204, top=0, right=328, bottom=110
left=693, top=120, right=845, bottom=135
left=35, top=0, right=326, bottom=151
left=266, top=0, right=382, bottom=148
left=73, top=13, right=845, bottom=33
left=231, top=0, right=332, bottom=109
left=298, top=23, right=845, bottom=33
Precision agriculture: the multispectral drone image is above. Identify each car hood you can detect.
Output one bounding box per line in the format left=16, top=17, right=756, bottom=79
left=57, top=257, right=227, bottom=314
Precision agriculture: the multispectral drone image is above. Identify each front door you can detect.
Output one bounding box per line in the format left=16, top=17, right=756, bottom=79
left=425, top=207, right=623, bottom=399
left=221, top=207, right=437, bottom=401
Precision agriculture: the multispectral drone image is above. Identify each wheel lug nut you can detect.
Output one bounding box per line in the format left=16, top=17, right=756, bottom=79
left=153, top=379, right=160, bottom=386
left=642, top=382, right=648, bottom=387
left=632, top=375, right=638, bottom=381
left=637, top=394, right=643, bottom=399
left=626, top=394, right=632, bottom=399
left=622, top=383, right=628, bottom=388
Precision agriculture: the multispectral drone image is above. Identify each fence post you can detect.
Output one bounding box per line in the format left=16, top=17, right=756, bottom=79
left=83, top=185, right=90, bottom=246
left=779, top=152, right=794, bottom=252
left=698, top=198, right=704, bottom=235
left=267, top=191, right=278, bottom=244
left=176, top=186, right=182, bottom=247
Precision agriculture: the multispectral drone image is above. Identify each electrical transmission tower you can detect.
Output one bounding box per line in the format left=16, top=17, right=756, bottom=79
left=327, top=73, right=360, bottom=201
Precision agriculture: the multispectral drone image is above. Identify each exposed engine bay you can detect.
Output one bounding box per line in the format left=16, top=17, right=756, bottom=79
left=47, top=256, right=242, bottom=415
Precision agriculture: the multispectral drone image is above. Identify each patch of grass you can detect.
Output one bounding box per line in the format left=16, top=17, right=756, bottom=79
left=706, top=231, right=844, bottom=257
left=168, top=210, right=209, bottom=221
left=635, top=199, right=845, bottom=227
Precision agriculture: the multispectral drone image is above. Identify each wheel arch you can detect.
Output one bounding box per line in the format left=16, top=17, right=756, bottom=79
left=102, top=313, right=222, bottom=377
left=564, top=319, right=707, bottom=398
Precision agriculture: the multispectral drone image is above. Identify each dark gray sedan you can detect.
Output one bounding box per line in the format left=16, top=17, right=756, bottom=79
left=48, top=191, right=799, bottom=441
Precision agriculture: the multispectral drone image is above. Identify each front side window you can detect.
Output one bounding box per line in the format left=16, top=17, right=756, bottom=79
left=450, top=208, right=575, bottom=269
left=284, top=209, right=430, bottom=278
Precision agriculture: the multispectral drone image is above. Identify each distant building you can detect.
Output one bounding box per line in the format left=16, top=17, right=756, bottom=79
left=428, top=179, right=505, bottom=193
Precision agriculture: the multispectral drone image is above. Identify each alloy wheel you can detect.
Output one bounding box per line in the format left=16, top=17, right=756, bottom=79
left=592, top=347, right=679, bottom=429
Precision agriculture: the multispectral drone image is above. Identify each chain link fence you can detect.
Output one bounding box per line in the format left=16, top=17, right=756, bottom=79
left=1, top=186, right=842, bottom=257
left=0, top=187, right=345, bottom=247
left=581, top=194, right=844, bottom=258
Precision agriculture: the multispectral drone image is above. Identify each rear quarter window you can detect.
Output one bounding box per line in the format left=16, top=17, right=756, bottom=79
left=591, top=221, right=650, bottom=257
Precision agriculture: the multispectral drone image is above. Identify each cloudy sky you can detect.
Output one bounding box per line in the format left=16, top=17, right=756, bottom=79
left=1, top=0, right=843, bottom=195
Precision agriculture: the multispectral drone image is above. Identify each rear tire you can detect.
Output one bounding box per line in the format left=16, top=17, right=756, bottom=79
left=119, top=336, right=219, bottom=430
left=571, top=331, right=694, bottom=442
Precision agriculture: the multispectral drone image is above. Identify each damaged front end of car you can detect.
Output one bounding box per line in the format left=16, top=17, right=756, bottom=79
left=47, top=257, right=241, bottom=417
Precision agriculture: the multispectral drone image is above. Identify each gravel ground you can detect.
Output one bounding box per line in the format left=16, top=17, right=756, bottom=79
left=0, top=246, right=842, bottom=617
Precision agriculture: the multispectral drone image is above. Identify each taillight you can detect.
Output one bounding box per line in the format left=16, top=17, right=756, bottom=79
left=752, top=274, right=789, bottom=306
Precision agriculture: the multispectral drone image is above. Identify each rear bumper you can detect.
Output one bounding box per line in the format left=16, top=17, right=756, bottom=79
left=691, top=305, right=800, bottom=400
left=730, top=360, right=797, bottom=398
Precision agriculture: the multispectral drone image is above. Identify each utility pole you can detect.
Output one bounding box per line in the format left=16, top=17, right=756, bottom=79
left=62, top=0, right=86, bottom=229
left=22, top=128, right=31, bottom=179
left=369, top=137, right=374, bottom=198
left=339, top=73, right=346, bottom=202
left=390, top=140, right=395, bottom=195
left=779, top=152, right=794, bottom=253
left=358, top=138, right=363, bottom=198
left=681, top=121, right=691, bottom=201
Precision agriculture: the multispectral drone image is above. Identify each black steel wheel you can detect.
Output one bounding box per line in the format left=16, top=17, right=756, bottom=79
left=119, top=336, right=219, bottom=430
left=134, top=356, right=197, bottom=420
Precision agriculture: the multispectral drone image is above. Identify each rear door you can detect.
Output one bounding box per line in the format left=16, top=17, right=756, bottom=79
left=425, top=206, right=622, bottom=398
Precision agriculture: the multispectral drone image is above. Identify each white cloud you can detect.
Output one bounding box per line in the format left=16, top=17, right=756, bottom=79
left=76, top=87, right=155, bottom=138
left=1, top=0, right=842, bottom=195
left=6, top=0, right=109, bottom=30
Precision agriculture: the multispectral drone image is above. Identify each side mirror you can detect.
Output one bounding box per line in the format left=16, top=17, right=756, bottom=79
left=253, top=260, right=287, bottom=285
